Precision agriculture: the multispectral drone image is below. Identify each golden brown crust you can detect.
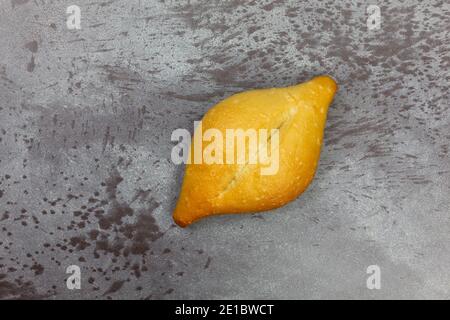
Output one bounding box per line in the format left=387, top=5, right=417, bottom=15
left=173, top=75, right=337, bottom=227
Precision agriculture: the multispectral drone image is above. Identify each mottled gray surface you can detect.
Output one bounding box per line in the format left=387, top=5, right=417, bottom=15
left=0, top=0, right=449, bottom=300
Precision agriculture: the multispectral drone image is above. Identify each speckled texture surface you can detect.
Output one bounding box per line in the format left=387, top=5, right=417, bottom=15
left=0, top=0, right=449, bottom=299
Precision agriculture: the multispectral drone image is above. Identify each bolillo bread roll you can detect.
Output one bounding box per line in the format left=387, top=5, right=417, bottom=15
left=173, top=75, right=337, bottom=227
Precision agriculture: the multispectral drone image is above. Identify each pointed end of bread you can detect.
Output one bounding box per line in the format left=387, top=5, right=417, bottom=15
left=173, top=216, right=190, bottom=228
left=173, top=205, right=192, bottom=228
left=312, top=75, right=338, bottom=95
left=173, top=198, right=211, bottom=228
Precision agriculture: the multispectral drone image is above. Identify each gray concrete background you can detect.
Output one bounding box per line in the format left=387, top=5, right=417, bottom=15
left=0, top=0, right=449, bottom=299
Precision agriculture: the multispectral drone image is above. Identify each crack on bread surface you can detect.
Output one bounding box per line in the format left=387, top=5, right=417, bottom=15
left=213, top=109, right=296, bottom=201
